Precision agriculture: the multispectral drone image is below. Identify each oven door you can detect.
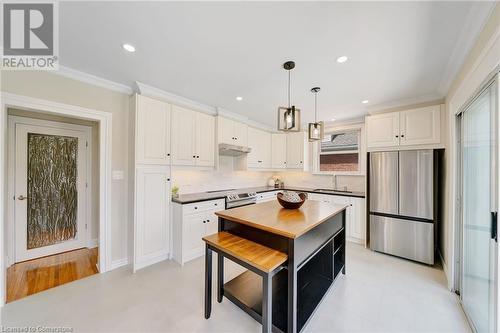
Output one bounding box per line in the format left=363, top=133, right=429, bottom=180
left=225, top=198, right=257, bottom=209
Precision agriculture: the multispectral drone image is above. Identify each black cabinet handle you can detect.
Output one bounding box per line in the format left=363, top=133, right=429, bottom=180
left=401, top=134, right=405, bottom=138
left=196, top=155, right=200, bottom=158
left=193, top=155, right=196, bottom=158
left=194, top=207, right=198, bottom=210
left=167, top=153, right=170, bottom=157
left=395, top=135, right=399, bottom=138
left=492, top=212, right=498, bottom=242
left=167, top=178, right=170, bottom=182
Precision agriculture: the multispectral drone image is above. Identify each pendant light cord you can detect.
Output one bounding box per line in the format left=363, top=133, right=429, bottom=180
left=314, top=91, right=318, bottom=122
left=288, top=70, right=291, bottom=108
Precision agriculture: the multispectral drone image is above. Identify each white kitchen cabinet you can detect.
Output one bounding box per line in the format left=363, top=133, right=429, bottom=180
left=171, top=105, right=215, bottom=167
left=248, top=127, right=271, bottom=168
left=271, top=134, right=287, bottom=169
left=195, top=112, right=215, bottom=167
left=135, top=95, right=171, bottom=165
left=286, top=132, right=306, bottom=169
left=366, top=105, right=442, bottom=150
left=218, top=116, right=248, bottom=146
left=307, top=193, right=366, bottom=244
left=172, top=199, right=225, bottom=264
left=256, top=190, right=281, bottom=203
left=399, top=105, right=441, bottom=146
left=349, top=197, right=366, bottom=244
left=134, top=165, right=170, bottom=271
left=366, top=112, right=400, bottom=148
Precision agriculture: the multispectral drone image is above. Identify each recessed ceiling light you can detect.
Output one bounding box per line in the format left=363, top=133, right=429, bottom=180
left=236, top=96, right=243, bottom=101
left=336, top=56, right=348, bottom=63
left=362, top=100, right=369, bottom=104
left=122, top=43, right=136, bottom=52
left=331, top=118, right=336, bottom=122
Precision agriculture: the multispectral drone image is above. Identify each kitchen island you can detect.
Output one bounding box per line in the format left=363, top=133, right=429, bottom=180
left=213, top=200, right=347, bottom=333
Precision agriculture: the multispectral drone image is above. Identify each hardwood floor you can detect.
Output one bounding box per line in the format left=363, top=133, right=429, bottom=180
left=6, top=247, right=98, bottom=303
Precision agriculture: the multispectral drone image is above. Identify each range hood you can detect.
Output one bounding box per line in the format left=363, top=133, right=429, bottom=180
left=218, top=143, right=251, bottom=156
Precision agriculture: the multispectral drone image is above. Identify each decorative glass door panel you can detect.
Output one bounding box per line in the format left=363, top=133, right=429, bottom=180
left=27, top=133, right=78, bottom=249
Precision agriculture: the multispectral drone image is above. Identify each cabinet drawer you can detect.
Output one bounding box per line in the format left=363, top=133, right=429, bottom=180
left=183, top=199, right=224, bottom=215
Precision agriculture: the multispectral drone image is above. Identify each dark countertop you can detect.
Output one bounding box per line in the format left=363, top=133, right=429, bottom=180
left=172, top=186, right=365, bottom=204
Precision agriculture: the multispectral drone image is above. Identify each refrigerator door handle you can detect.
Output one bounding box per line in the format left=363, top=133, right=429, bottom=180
left=491, top=211, right=498, bottom=242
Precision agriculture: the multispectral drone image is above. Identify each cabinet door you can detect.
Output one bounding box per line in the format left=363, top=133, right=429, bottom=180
left=247, top=127, right=261, bottom=167
left=134, top=166, right=170, bottom=271
left=136, top=95, right=171, bottom=165
left=308, top=193, right=331, bottom=203
left=183, top=212, right=206, bottom=258
left=399, top=105, right=441, bottom=146
left=171, top=105, right=196, bottom=166
left=218, top=117, right=234, bottom=145
left=272, top=134, right=287, bottom=168
left=205, top=210, right=219, bottom=236
left=260, top=131, right=272, bottom=168
left=366, top=112, right=400, bottom=148
left=349, top=198, right=366, bottom=243
left=233, top=121, right=248, bottom=147
left=286, top=132, right=304, bottom=169
left=195, top=112, right=215, bottom=167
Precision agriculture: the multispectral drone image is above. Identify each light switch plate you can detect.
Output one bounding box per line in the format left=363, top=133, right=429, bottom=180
left=112, top=170, right=124, bottom=180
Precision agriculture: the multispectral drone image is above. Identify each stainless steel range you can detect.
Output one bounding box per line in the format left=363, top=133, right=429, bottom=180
left=225, top=192, right=257, bottom=209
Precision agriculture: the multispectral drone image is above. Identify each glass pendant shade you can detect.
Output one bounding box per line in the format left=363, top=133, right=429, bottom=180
left=278, top=106, right=301, bottom=132
left=308, top=121, right=324, bottom=141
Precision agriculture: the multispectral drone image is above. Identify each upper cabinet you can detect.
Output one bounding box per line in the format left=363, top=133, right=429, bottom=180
left=171, top=105, right=215, bottom=167
left=271, top=134, right=287, bottom=169
left=366, top=105, right=442, bottom=150
left=218, top=116, right=248, bottom=147
left=247, top=127, right=271, bottom=168
left=286, top=131, right=307, bottom=169
left=135, top=95, right=171, bottom=165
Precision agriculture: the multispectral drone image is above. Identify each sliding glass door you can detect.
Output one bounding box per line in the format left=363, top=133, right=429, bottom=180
left=459, top=75, right=498, bottom=333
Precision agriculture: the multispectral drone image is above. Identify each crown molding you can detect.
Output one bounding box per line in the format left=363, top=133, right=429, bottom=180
left=56, top=66, right=133, bottom=95
left=216, top=107, right=275, bottom=132
left=134, top=81, right=216, bottom=115
left=437, top=1, right=496, bottom=96
left=367, top=93, right=444, bottom=114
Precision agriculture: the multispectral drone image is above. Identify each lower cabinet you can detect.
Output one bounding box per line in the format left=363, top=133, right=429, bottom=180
left=134, top=165, right=171, bottom=271
left=172, top=199, right=225, bottom=264
left=256, top=190, right=281, bottom=203
left=307, top=193, right=366, bottom=244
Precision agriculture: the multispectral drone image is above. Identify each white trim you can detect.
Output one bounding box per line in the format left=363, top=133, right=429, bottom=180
left=367, top=94, right=444, bottom=114
left=6, top=116, right=92, bottom=266
left=134, top=81, right=216, bottom=115
left=57, top=66, right=133, bottom=95
left=0, top=92, right=113, bottom=306
left=217, top=107, right=275, bottom=132
left=109, top=257, right=129, bottom=271
left=87, top=238, right=98, bottom=249
left=437, top=1, right=497, bottom=96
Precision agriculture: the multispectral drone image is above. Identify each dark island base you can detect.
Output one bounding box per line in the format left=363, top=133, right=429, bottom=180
left=223, top=230, right=345, bottom=333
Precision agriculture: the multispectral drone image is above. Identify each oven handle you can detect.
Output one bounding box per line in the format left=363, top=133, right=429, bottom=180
left=225, top=200, right=257, bottom=209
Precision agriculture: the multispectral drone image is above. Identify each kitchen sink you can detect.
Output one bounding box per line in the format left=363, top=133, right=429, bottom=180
left=314, top=188, right=353, bottom=194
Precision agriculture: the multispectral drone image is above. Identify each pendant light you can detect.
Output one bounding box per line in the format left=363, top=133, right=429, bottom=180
left=308, top=87, right=324, bottom=141
left=278, top=61, right=301, bottom=132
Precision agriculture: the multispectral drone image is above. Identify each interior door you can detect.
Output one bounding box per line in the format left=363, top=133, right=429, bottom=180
left=459, top=78, right=497, bottom=333
left=15, top=124, right=88, bottom=262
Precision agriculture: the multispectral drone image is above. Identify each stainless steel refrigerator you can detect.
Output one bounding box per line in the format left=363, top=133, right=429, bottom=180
left=369, top=150, right=437, bottom=265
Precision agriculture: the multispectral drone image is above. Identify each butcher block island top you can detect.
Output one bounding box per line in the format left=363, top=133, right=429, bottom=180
left=215, top=200, right=348, bottom=239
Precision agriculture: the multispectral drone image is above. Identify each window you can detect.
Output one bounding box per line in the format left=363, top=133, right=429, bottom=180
left=319, top=130, right=360, bottom=172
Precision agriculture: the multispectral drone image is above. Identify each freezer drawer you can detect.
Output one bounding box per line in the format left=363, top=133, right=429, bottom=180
left=370, top=215, right=434, bottom=264
left=369, top=151, right=399, bottom=214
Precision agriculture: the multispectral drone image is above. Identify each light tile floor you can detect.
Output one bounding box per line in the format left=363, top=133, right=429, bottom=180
left=1, top=244, right=470, bottom=332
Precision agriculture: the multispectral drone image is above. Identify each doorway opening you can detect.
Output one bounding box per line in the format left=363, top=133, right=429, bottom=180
left=6, top=110, right=100, bottom=302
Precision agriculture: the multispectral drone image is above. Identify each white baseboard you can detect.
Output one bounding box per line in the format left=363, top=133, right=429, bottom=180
left=438, top=250, right=451, bottom=289
left=87, top=238, right=98, bottom=248
left=134, top=251, right=169, bottom=271
left=108, top=258, right=129, bottom=271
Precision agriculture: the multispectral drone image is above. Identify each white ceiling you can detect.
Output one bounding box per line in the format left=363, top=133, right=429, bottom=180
left=59, top=1, right=494, bottom=126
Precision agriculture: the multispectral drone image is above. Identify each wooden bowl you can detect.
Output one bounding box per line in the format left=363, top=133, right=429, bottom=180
left=277, top=192, right=307, bottom=209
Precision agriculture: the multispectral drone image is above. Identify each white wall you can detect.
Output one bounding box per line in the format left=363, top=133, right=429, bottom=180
left=443, top=3, right=500, bottom=288
left=1, top=70, right=130, bottom=264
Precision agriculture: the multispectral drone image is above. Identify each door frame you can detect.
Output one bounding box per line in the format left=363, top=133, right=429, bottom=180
left=7, top=116, right=92, bottom=263
left=0, top=92, right=113, bottom=306
left=454, top=72, right=499, bottom=332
